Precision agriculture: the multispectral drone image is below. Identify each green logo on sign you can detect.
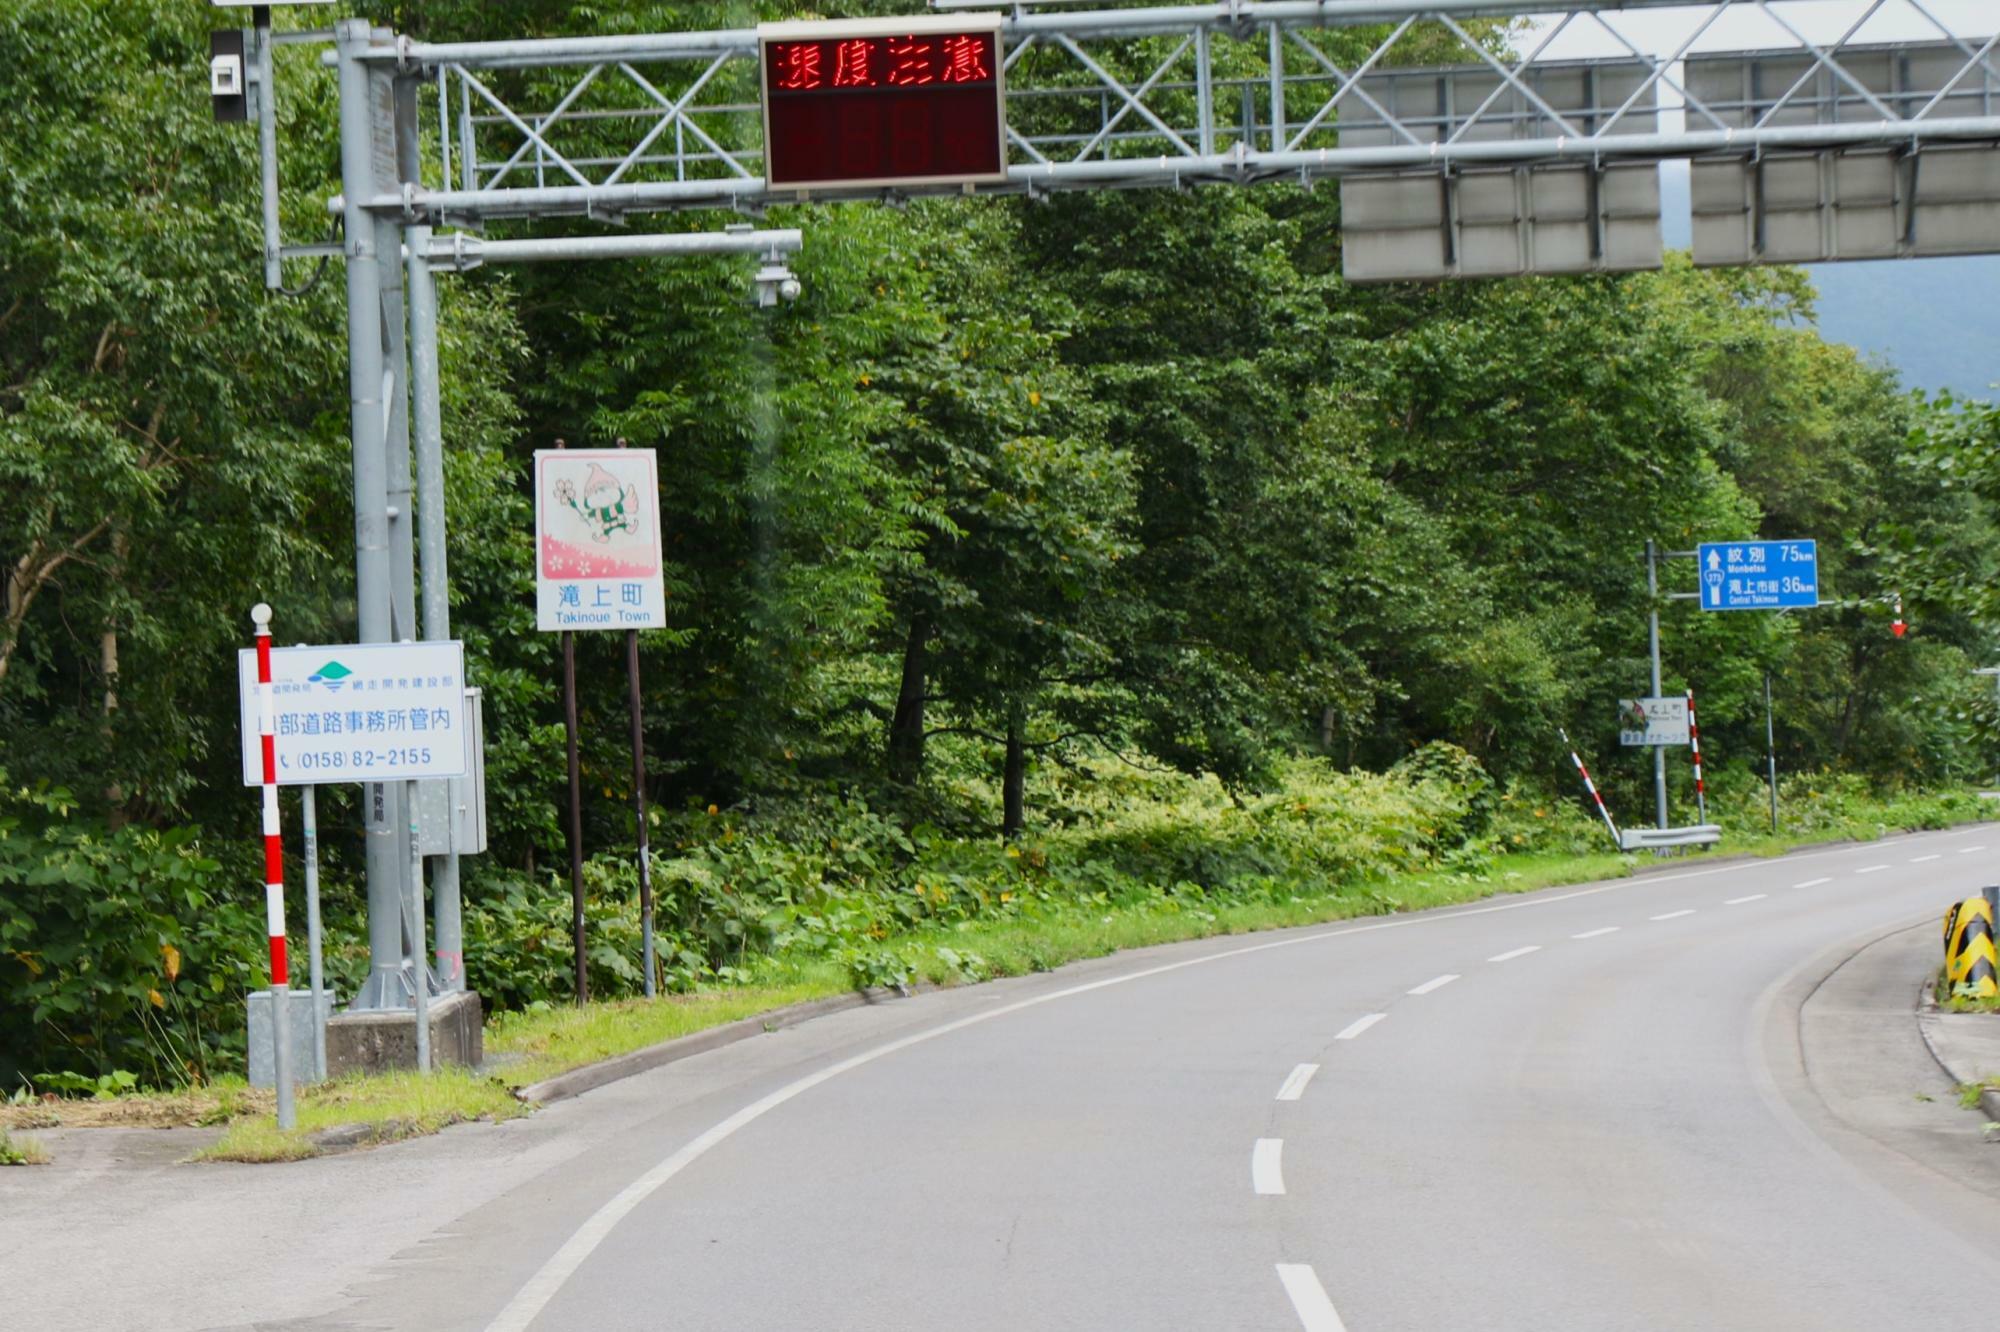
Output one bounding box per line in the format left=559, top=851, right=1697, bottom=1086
left=308, top=661, right=354, bottom=691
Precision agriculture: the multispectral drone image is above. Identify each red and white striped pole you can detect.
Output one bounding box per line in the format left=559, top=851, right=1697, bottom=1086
left=1686, top=688, right=1708, bottom=825
left=252, top=604, right=296, bottom=1131
left=1560, top=728, right=1623, bottom=851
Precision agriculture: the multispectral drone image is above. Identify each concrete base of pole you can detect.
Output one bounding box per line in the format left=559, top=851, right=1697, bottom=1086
left=326, top=990, right=483, bottom=1077
left=248, top=988, right=337, bottom=1089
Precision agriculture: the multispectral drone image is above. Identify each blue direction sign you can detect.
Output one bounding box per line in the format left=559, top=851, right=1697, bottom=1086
left=1696, top=540, right=1819, bottom=611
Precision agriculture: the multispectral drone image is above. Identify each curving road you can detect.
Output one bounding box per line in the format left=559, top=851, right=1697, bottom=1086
left=12, top=829, right=2000, bottom=1332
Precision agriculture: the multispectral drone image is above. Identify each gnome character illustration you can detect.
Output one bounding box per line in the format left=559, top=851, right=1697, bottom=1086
left=558, top=463, right=641, bottom=543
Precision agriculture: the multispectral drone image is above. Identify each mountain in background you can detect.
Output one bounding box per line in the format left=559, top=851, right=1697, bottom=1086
left=1806, top=258, right=2000, bottom=401
left=1659, top=163, right=1996, bottom=402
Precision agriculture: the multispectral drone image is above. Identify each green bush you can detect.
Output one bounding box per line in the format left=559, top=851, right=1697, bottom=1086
left=0, top=779, right=260, bottom=1089
left=1706, top=765, right=1984, bottom=839
left=463, top=753, right=1512, bottom=1008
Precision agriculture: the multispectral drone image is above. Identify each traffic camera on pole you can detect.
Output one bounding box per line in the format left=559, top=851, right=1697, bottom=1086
left=209, top=2, right=330, bottom=124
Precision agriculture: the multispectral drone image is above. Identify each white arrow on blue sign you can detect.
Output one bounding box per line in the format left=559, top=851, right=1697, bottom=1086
left=1696, top=540, right=1819, bottom=611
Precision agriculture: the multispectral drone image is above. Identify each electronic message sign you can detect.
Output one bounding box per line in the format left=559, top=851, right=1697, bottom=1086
left=759, top=16, right=1007, bottom=193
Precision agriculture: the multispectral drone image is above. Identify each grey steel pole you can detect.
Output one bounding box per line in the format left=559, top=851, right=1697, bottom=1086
left=1765, top=672, right=1779, bottom=835
left=1647, top=539, right=1669, bottom=831
left=253, top=6, right=282, bottom=291
left=407, top=778, right=431, bottom=1073
left=615, top=436, right=657, bottom=999
left=378, top=67, right=421, bottom=992
left=564, top=626, right=588, bottom=1007
left=385, top=67, right=419, bottom=646
left=558, top=440, right=588, bottom=1007
left=335, top=20, right=406, bottom=1010
left=302, top=782, right=326, bottom=1080
left=402, top=95, right=467, bottom=994
left=627, top=627, right=656, bottom=998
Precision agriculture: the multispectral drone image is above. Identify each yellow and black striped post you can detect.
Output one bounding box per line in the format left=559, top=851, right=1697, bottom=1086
left=1944, top=895, right=2000, bottom=999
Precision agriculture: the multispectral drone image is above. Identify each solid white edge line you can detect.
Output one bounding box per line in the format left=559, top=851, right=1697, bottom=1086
left=1855, top=864, right=1891, bottom=874
left=1911, top=855, right=1941, bottom=863
left=482, top=829, right=1973, bottom=1331
left=1276, top=1063, right=1319, bottom=1102
left=1488, top=945, right=1541, bottom=963
left=1334, top=1013, right=1386, bottom=1041
left=1571, top=926, right=1619, bottom=939
left=1276, top=1263, right=1348, bottom=1332
left=1794, top=877, right=1832, bottom=888
left=1253, top=1138, right=1285, bottom=1195
left=1650, top=909, right=1696, bottom=921
left=1724, top=894, right=1767, bottom=905
left=1407, top=973, right=1459, bottom=996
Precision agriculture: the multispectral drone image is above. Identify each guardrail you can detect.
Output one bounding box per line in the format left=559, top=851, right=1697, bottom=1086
left=1618, top=824, right=1722, bottom=853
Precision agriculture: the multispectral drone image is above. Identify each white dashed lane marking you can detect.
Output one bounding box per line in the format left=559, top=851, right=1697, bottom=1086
left=1407, top=974, right=1459, bottom=996
left=1253, top=1139, right=1286, bottom=1195
left=1334, top=1013, right=1386, bottom=1041
left=1911, top=855, right=1941, bottom=863
left=1488, top=946, right=1541, bottom=963
left=1724, top=894, right=1766, bottom=905
left=1794, top=877, right=1832, bottom=888
left=1276, top=1264, right=1349, bottom=1332
left=1571, top=927, right=1620, bottom=939
left=1275, top=1064, right=1319, bottom=1102
left=1651, top=909, right=1696, bottom=921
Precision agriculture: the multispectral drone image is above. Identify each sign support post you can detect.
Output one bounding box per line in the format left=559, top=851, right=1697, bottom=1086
left=626, top=627, right=655, bottom=999
left=1646, top=540, right=1669, bottom=831
left=302, top=782, right=326, bottom=1081
left=618, top=438, right=657, bottom=999
left=1765, top=673, right=1780, bottom=834
left=406, top=778, right=430, bottom=1072
left=557, top=440, right=587, bottom=1008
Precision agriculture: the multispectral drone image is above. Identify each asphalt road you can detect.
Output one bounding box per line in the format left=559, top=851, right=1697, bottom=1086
left=11, top=828, right=2000, bottom=1331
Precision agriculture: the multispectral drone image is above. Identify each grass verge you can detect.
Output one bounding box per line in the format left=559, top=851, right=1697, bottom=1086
left=0, top=1128, right=49, bottom=1165
left=196, top=1069, right=527, bottom=1163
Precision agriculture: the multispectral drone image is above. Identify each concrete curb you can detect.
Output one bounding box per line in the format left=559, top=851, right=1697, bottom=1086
left=1915, top=979, right=2000, bottom=1124
left=512, top=984, right=934, bottom=1106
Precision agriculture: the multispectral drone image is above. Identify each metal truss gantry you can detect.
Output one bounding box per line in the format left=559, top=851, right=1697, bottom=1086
left=325, top=0, right=2000, bottom=233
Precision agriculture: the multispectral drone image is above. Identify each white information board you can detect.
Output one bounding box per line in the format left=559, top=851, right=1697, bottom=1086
left=1618, top=696, right=1690, bottom=748
left=534, top=448, right=668, bottom=632
left=238, top=641, right=469, bottom=786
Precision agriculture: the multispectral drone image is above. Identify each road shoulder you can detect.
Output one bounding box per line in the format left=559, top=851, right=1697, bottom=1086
left=1763, top=916, right=2000, bottom=1253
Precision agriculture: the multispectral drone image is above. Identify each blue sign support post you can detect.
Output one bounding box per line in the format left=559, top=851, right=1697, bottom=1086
left=1695, top=541, right=1820, bottom=612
